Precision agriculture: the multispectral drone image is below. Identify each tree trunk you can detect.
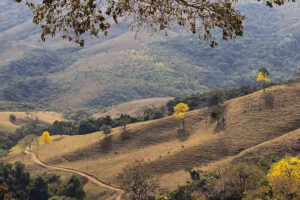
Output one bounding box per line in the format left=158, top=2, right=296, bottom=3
left=36, top=139, right=39, bottom=158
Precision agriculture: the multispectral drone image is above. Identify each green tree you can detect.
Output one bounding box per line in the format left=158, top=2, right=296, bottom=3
left=63, top=175, right=85, bottom=200
left=29, top=176, right=49, bottom=200
left=100, top=125, right=112, bottom=137
left=119, top=114, right=131, bottom=133
left=258, top=67, right=270, bottom=77
left=53, top=121, right=64, bottom=138
left=208, top=91, right=224, bottom=106
left=0, top=162, right=31, bottom=200
left=9, top=114, right=16, bottom=123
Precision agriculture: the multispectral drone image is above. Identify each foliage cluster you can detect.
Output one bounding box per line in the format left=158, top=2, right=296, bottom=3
left=165, top=157, right=300, bottom=200
left=118, top=160, right=159, bottom=200
left=167, top=85, right=259, bottom=114
left=118, top=157, right=300, bottom=200
left=173, top=103, right=189, bottom=132
left=0, top=119, right=49, bottom=157
left=0, top=161, right=86, bottom=200
left=0, top=101, right=45, bottom=112
left=0, top=48, right=79, bottom=104
left=40, top=131, right=52, bottom=144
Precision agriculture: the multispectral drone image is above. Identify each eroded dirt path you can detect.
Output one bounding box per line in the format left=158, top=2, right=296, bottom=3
left=24, top=150, right=123, bottom=200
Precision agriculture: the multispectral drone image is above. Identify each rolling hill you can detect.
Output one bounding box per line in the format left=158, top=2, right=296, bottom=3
left=0, top=111, right=64, bottom=132
left=5, top=81, right=300, bottom=199
left=0, top=0, right=300, bottom=111
left=95, top=97, right=173, bottom=118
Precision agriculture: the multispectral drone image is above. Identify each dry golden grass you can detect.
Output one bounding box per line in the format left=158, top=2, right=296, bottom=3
left=200, top=127, right=300, bottom=171
left=6, top=82, right=300, bottom=192
left=0, top=111, right=64, bottom=132
left=95, top=97, right=173, bottom=118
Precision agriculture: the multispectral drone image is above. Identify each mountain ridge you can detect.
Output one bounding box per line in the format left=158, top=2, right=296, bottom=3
left=0, top=1, right=299, bottom=111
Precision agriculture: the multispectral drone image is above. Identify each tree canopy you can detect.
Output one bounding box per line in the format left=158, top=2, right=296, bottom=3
left=174, top=103, right=189, bottom=119
left=267, top=157, right=300, bottom=199
left=15, top=0, right=295, bottom=46
left=40, top=131, right=52, bottom=144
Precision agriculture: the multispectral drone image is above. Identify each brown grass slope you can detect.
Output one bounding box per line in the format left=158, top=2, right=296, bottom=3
left=95, top=97, right=173, bottom=118
left=19, top=82, right=300, bottom=189
left=0, top=111, right=63, bottom=132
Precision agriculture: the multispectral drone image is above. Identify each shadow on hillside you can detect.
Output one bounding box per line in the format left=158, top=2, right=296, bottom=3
left=121, top=130, right=131, bottom=140
left=176, top=129, right=191, bottom=142
left=53, top=137, right=62, bottom=142
left=100, top=136, right=113, bottom=153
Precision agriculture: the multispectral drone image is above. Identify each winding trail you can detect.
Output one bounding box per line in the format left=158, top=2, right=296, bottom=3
left=24, top=150, right=123, bottom=200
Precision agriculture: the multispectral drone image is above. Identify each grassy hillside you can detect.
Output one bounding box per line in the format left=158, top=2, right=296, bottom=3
left=95, top=97, right=173, bottom=118
left=9, top=81, right=298, bottom=192
left=0, top=1, right=299, bottom=111
left=0, top=111, right=64, bottom=132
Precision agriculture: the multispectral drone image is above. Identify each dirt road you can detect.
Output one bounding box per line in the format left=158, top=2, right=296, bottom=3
left=24, top=150, right=123, bottom=200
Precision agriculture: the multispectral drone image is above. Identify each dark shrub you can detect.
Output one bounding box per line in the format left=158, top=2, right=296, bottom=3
left=9, top=114, right=16, bottom=122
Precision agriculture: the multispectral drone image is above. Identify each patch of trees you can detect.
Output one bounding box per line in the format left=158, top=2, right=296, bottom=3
left=167, top=77, right=300, bottom=114
left=47, top=114, right=136, bottom=136
left=0, top=48, right=79, bottom=104
left=167, top=85, right=260, bottom=113
left=118, top=156, right=300, bottom=200
left=0, top=101, right=45, bottom=112
left=0, top=119, right=50, bottom=157
left=0, top=161, right=86, bottom=200
left=48, top=107, right=170, bottom=136
left=0, top=77, right=62, bottom=103
left=0, top=130, right=25, bottom=157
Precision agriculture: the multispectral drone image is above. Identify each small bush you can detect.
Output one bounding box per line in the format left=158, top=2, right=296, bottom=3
left=9, top=114, right=16, bottom=122
left=100, top=125, right=112, bottom=136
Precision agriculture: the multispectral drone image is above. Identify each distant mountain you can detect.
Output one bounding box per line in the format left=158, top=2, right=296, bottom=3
left=0, top=0, right=299, bottom=111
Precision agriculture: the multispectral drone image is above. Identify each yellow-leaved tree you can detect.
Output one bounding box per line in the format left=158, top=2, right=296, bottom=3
left=173, top=103, right=189, bottom=132
left=40, top=131, right=52, bottom=144
left=257, top=68, right=271, bottom=91
left=267, top=157, right=300, bottom=200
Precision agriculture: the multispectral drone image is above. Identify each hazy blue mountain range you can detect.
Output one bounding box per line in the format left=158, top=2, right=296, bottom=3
left=0, top=0, right=299, bottom=111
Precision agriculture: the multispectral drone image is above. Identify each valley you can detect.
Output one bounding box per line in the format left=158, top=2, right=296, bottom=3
left=3, top=81, right=300, bottom=199
left=0, top=0, right=300, bottom=199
